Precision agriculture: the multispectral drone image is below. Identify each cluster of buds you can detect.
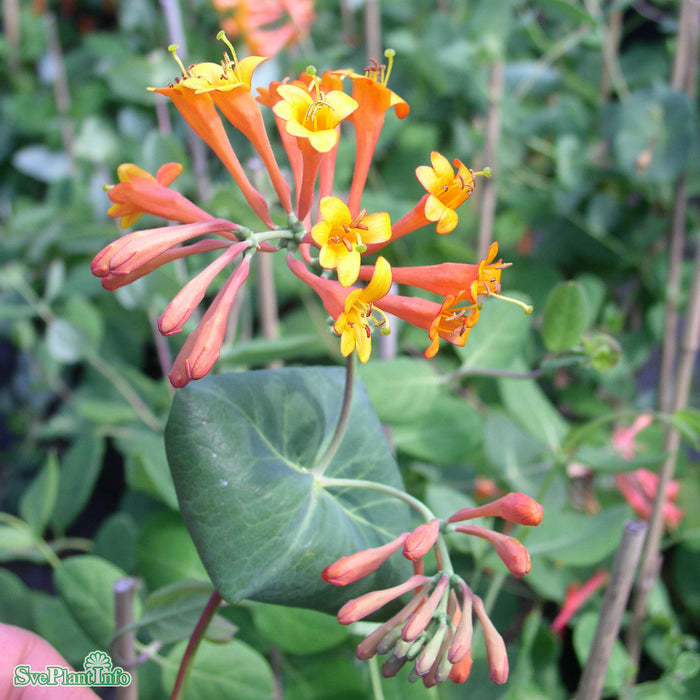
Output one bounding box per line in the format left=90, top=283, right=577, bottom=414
left=322, top=492, right=544, bottom=687
left=92, top=32, right=529, bottom=385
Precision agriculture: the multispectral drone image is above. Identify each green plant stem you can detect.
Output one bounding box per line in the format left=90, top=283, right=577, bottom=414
left=0, top=513, right=62, bottom=569
left=311, top=355, right=355, bottom=476
left=169, top=590, right=222, bottom=700
left=316, top=475, right=454, bottom=573
left=368, top=656, right=386, bottom=700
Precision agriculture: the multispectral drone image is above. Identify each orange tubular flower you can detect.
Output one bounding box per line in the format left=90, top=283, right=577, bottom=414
left=273, top=81, right=357, bottom=220
left=368, top=153, right=488, bottom=254
left=311, top=197, right=391, bottom=286
left=358, top=242, right=507, bottom=302
left=550, top=571, right=609, bottom=634
left=286, top=255, right=392, bottom=363
left=181, top=36, right=292, bottom=213
left=375, top=291, right=480, bottom=359
left=106, top=162, right=212, bottom=227
left=447, top=492, right=544, bottom=527
left=337, top=50, right=410, bottom=216
left=402, top=519, right=440, bottom=562
left=454, top=525, right=531, bottom=578
left=150, top=48, right=273, bottom=227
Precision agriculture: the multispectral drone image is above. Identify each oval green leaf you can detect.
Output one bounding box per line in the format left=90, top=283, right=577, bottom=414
left=165, top=367, right=411, bottom=613
left=541, top=281, right=589, bottom=352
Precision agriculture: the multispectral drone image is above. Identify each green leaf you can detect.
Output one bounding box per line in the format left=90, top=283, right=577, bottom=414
left=670, top=408, right=700, bottom=449
left=135, top=511, right=208, bottom=590
left=573, top=612, right=634, bottom=691
left=140, top=581, right=236, bottom=645
left=526, top=505, right=629, bottom=565
left=33, top=592, right=96, bottom=667
left=541, top=281, right=590, bottom=352
left=455, top=293, right=532, bottom=371
left=93, top=513, right=139, bottom=572
left=0, top=569, right=33, bottom=628
left=45, top=296, right=104, bottom=364
left=0, top=523, right=44, bottom=563
left=165, top=367, right=411, bottom=613
left=358, top=358, right=443, bottom=423
left=53, top=555, right=131, bottom=648
left=574, top=446, right=668, bottom=474
left=498, top=360, right=569, bottom=453
left=162, top=639, right=274, bottom=700
left=51, top=434, right=105, bottom=534
left=251, top=603, right=349, bottom=655
left=391, top=394, right=482, bottom=465
left=19, top=452, right=59, bottom=535
left=117, top=430, right=178, bottom=510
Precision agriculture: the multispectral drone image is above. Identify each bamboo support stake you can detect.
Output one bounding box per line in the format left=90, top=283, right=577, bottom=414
left=364, top=0, right=382, bottom=66
left=114, top=578, right=138, bottom=700
left=627, top=1, right=700, bottom=669
left=477, top=60, right=503, bottom=260
left=575, top=522, right=647, bottom=700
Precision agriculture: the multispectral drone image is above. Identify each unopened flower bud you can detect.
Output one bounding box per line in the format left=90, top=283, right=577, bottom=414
left=448, top=647, right=473, bottom=684
left=447, top=492, right=543, bottom=526
left=448, top=585, right=473, bottom=664
left=415, top=622, right=448, bottom=676
left=337, top=575, right=430, bottom=625
left=403, top=519, right=440, bottom=561
left=381, top=653, right=407, bottom=678
left=402, top=574, right=449, bottom=642
left=322, top=532, right=408, bottom=586
left=454, top=525, right=531, bottom=578
left=356, top=590, right=427, bottom=660
left=473, top=596, right=509, bottom=685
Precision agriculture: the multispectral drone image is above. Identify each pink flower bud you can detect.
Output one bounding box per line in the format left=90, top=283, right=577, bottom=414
left=448, top=583, right=473, bottom=664
left=402, top=574, right=449, bottom=642
left=454, top=525, right=531, bottom=578
left=403, top=519, right=440, bottom=561
left=158, top=242, right=249, bottom=336
left=337, top=575, right=430, bottom=625
left=550, top=570, right=608, bottom=634
left=322, top=532, right=408, bottom=587
left=447, top=492, right=543, bottom=526
left=473, top=596, right=508, bottom=685
left=381, top=654, right=407, bottom=678
left=355, top=590, right=427, bottom=660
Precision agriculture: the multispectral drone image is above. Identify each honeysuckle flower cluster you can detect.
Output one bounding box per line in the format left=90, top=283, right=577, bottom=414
left=322, top=492, right=544, bottom=687
left=212, top=0, right=315, bottom=58
left=92, top=33, right=527, bottom=386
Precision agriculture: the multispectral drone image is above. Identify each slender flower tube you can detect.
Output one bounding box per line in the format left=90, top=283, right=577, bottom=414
left=182, top=35, right=292, bottom=213
left=472, top=596, right=509, bottom=685
left=402, top=519, right=440, bottom=562
left=335, top=50, right=410, bottom=215
left=99, top=239, right=231, bottom=291
left=322, top=532, right=408, bottom=586
left=168, top=254, right=252, bottom=387
left=311, top=197, right=391, bottom=286
left=158, top=241, right=250, bottom=336
left=106, top=163, right=212, bottom=227
left=401, top=574, right=449, bottom=642
left=91, top=219, right=238, bottom=278
left=150, top=47, right=273, bottom=227
left=454, top=524, right=531, bottom=578
left=414, top=622, right=449, bottom=677
left=336, top=575, right=432, bottom=625
left=359, top=242, right=507, bottom=302
left=447, top=492, right=544, bottom=527
left=374, top=291, right=480, bottom=359
left=273, top=81, right=357, bottom=219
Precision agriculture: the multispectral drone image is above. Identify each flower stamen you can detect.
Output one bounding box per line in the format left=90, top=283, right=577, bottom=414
left=168, top=44, right=188, bottom=78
